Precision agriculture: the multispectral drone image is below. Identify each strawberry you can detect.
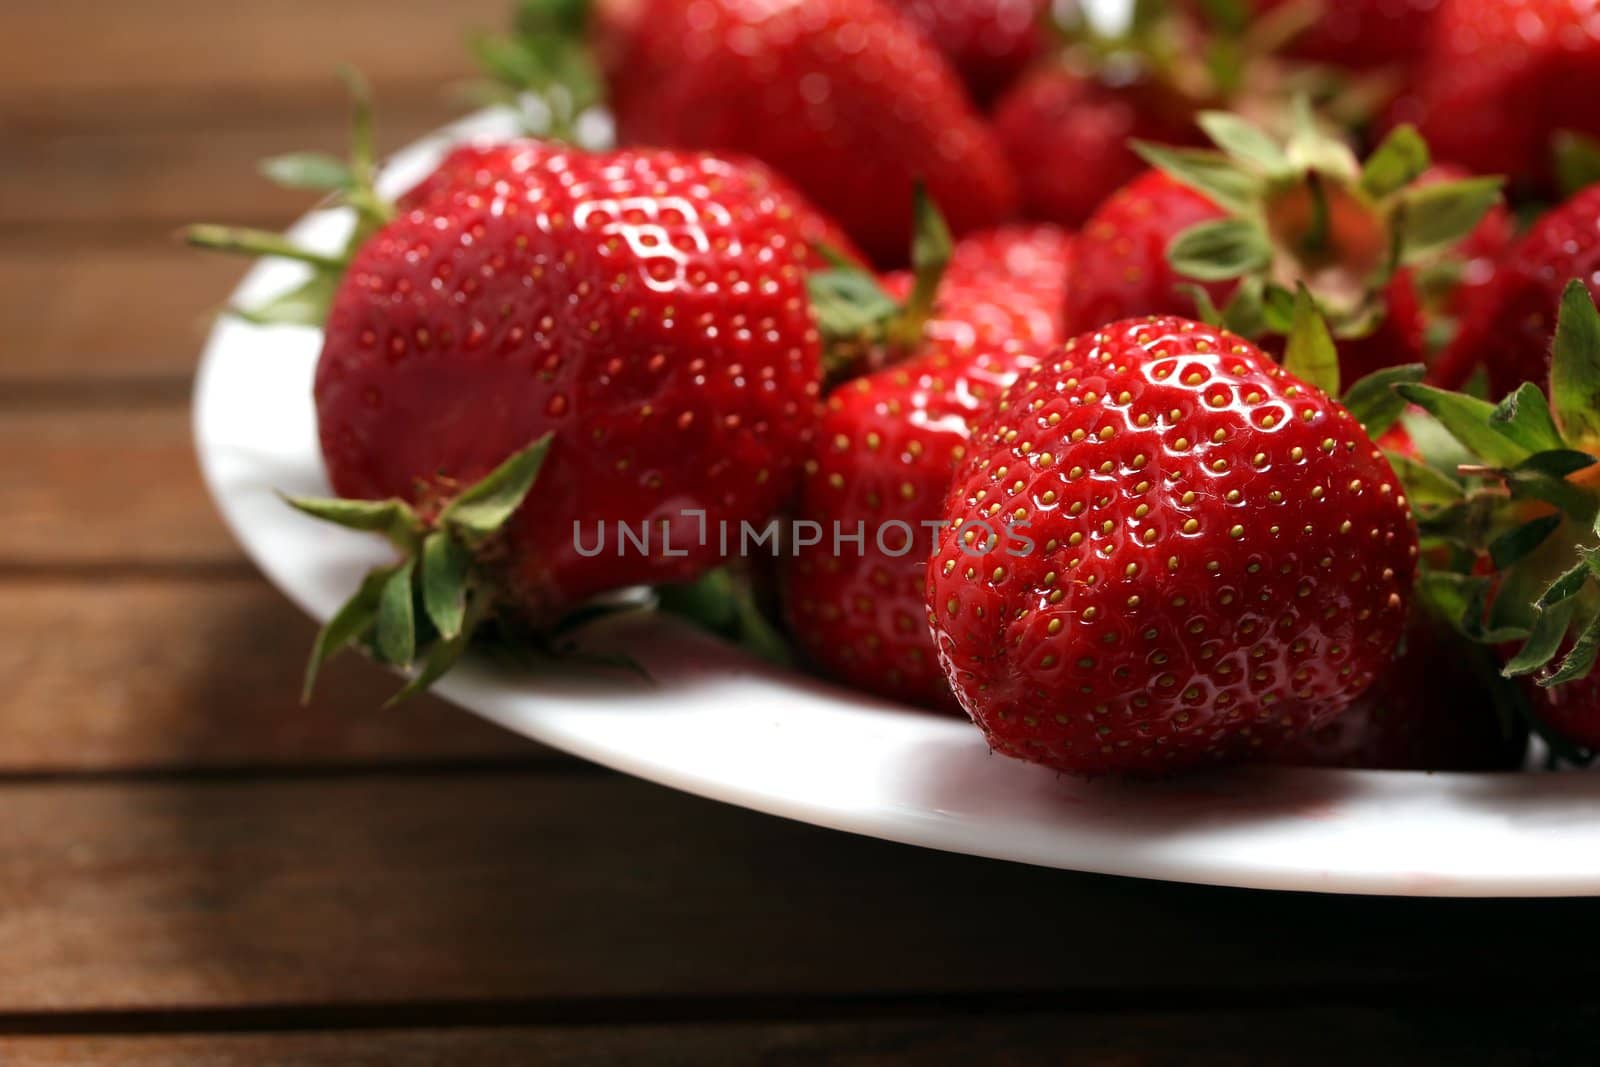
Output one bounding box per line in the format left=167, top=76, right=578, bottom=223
left=993, top=64, right=1206, bottom=227
left=1269, top=606, right=1528, bottom=771
left=1431, top=184, right=1600, bottom=396
left=592, top=0, right=1018, bottom=266
left=926, top=314, right=1418, bottom=776
left=1065, top=110, right=1501, bottom=384
left=888, top=0, right=1047, bottom=105
left=1253, top=0, right=1439, bottom=73
left=1398, top=0, right=1600, bottom=193
left=783, top=224, right=1072, bottom=708
left=1391, top=283, right=1600, bottom=760
left=292, top=144, right=828, bottom=692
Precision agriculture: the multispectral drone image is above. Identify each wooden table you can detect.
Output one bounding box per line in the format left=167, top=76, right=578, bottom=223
left=2, top=3, right=1597, bottom=1062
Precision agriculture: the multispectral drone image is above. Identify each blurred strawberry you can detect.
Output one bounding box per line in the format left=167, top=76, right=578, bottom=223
left=1398, top=0, right=1600, bottom=193
left=1254, top=0, right=1439, bottom=73
left=594, top=0, right=1018, bottom=266
left=1432, top=184, right=1600, bottom=395
left=786, top=216, right=1072, bottom=708
left=1065, top=109, right=1501, bottom=384
left=993, top=60, right=1207, bottom=226
left=889, top=0, right=1047, bottom=105
left=1271, top=606, right=1528, bottom=771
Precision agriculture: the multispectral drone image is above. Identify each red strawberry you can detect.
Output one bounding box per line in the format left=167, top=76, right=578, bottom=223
left=593, top=0, right=1018, bottom=266
left=1271, top=607, right=1528, bottom=771
left=993, top=65, right=1205, bottom=228
left=398, top=139, right=867, bottom=267
left=301, top=144, right=827, bottom=685
left=1066, top=115, right=1501, bottom=385
left=1399, top=0, right=1600, bottom=192
left=1255, top=0, right=1439, bottom=72
left=783, top=225, right=1072, bottom=708
left=927, top=316, right=1418, bottom=775
left=1518, top=667, right=1600, bottom=752
left=1431, top=184, right=1600, bottom=395
left=888, top=0, right=1047, bottom=105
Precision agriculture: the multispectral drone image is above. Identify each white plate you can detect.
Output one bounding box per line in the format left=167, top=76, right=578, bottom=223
left=194, top=112, right=1600, bottom=898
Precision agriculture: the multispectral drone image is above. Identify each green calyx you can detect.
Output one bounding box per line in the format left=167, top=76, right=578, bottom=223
left=1384, top=284, right=1600, bottom=725
left=1135, top=101, right=1504, bottom=343
left=806, top=185, right=954, bottom=380
left=291, top=434, right=552, bottom=705
left=465, top=0, right=600, bottom=142
left=184, top=67, right=394, bottom=327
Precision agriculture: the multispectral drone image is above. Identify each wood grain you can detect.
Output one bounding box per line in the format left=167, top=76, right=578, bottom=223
left=0, top=578, right=544, bottom=772
left=0, top=773, right=1595, bottom=1013
left=0, top=0, right=504, bottom=130
left=4, top=1007, right=1591, bottom=1066
left=3, top=408, right=244, bottom=567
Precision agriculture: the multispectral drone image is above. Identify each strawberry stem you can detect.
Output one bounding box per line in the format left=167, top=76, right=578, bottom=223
left=183, top=224, right=346, bottom=270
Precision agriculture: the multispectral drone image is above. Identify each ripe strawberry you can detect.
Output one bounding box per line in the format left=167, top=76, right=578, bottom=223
left=993, top=65, right=1205, bottom=227
left=927, top=316, right=1418, bottom=775
left=1270, top=607, right=1528, bottom=771
left=299, top=144, right=827, bottom=689
left=593, top=0, right=1018, bottom=266
left=398, top=138, right=867, bottom=267
left=1254, top=0, right=1439, bottom=72
left=1066, top=113, right=1501, bottom=384
left=1399, top=0, right=1600, bottom=192
left=888, top=0, right=1047, bottom=105
left=1431, top=184, right=1600, bottom=395
left=783, top=225, right=1072, bottom=708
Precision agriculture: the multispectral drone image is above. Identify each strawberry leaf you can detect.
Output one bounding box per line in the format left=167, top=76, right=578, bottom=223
left=1341, top=363, right=1423, bottom=436
left=1488, top=513, right=1563, bottom=570
left=1503, top=451, right=1600, bottom=526
left=1394, top=384, right=1532, bottom=468
left=1285, top=95, right=1359, bottom=181
left=421, top=530, right=471, bottom=641
left=1549, top=279, right=1600, bottom=449
left=1167, top=218, right=1271, bottom=282
left=656, top=568, right=794, bottom=667
left=1537, top=558, right=1593, bottom=612
left=1197, top=111, right=1292, bottom=175
left=259, top=151, right=353, bottom=192
left=284, top=495, right=425, bottom=552
left=808, top=269, right=900, bottom=341
left=1131, top=142, right=1259, bottom=213
left=232, top=270, right=341, bottom=328
left=1360, top=124, right=1430, bottom=199
left=1489, top=382, right=1564, bottom=456
left=1384, top=452, right=1462, bottom=510
left=1395, top=177, right=1504, bottom=264
left=385, top=630, right=470, bottom=707
left=302, top=564, right=396, bottom=703
left=1541, top=607, right=1600, bottom=687
left=374, top=558, right=417, bottom=666
left=441, top=434, right=553, bottom=543
left=1282, top=284, right=1340, bottom=396
left=1554, top=130, right=1600, bottom=199
left=1503, top=596, right=1577, bottom=677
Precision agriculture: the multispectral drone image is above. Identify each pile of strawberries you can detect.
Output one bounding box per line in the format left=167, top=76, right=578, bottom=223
left=194, top=0, right=1600, bottom=778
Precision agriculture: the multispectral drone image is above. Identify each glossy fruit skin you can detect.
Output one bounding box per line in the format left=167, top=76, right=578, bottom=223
left=1400, top=0, right=1600, bottom=191
left=316, top=146, right=825, bottom=623
left=993, top=68, right=1204, bottom=228
left=1433, top=184, right=1600, bottom=395
left=397, top=139, right=867, bottom=266
left=1256, top=0, right=1439, bottom=71
left=782, top=226, right=1072, bottom=708
left=1065, top=170, right=1229, bottom=334
left=594, top=0, right=1018, bottom=266
left=1271, top=608, right=1528, bottom=771
left=927, top=317, right=1418, bottom=776
left=889, top=0, right=1046, bottom=105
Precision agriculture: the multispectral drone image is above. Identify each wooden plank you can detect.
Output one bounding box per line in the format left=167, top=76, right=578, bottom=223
left=3, top=1008, right=1590, bottom=1066
left=0, top=242, right=252, bottom=385
left=1, top=107, right=466, bottom=233
left=2, top=409, right=242, bottom=567
left=0, top=577, right=544, bottom=773
left=0, top=773, right=1595, bottom=1012
left=0, top=0, right=504, bottom=129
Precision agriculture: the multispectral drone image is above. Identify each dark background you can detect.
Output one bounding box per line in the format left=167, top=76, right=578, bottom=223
left=1, top=2, right=1596, bottom=1062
